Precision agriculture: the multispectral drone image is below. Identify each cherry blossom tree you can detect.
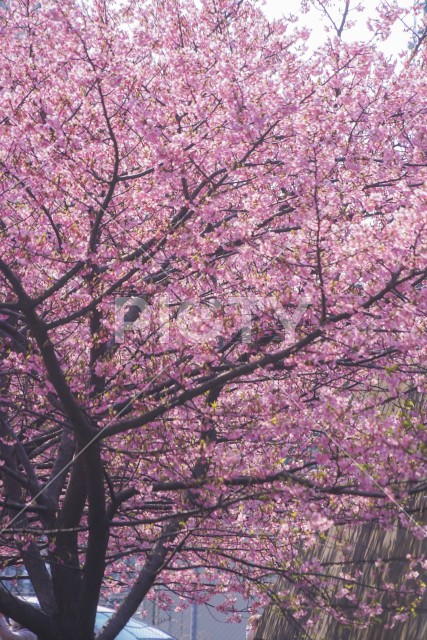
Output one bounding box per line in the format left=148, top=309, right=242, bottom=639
left=0, top=0, right=426, bottom=638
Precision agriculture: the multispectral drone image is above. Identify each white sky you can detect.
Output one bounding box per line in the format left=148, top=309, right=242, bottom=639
left=263, top=0, right=418, bottom=56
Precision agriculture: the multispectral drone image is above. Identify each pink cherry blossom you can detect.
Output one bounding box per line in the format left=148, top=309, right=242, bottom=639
left=0, top=0, right=426, bottom=639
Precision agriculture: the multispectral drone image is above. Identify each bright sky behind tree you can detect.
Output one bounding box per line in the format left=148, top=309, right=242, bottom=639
left=264, top=0, right=417, bottom=55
